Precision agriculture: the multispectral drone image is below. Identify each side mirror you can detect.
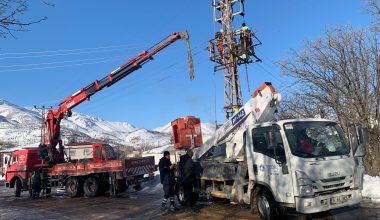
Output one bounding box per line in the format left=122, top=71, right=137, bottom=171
left=354, top=144, right=365, bottom=157
left=347, top=123, right=367, bottom=157
left=354, top=127, right=368, bottom=157
left=358, top=127, right=369, bottom=145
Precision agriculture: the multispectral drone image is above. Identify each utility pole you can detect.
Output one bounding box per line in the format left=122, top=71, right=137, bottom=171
left=34, top=105, right=52, bottom=145
left=209, top=0, right=261, bottom=120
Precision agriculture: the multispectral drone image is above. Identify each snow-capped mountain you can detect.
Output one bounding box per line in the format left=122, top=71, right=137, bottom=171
left=0, top=99, right=216, bottom=149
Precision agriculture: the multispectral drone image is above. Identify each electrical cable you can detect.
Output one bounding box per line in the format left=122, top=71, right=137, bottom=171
left=255, top=63, right=284, bottom=85
left=0, top=55, right=125, bottom=68
left=0, top=45, right=147, bottom=60
left=77, top=46, right=207, bottom=113
left=0, top=57, right=125, bottom=73
left=0, top=42, right=150, bottom=56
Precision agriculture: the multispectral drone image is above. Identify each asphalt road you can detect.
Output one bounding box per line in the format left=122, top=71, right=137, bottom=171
left=0, top=182, right=379, bottom=220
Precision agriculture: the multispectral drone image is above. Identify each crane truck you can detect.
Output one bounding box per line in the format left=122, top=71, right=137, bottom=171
left=1, top=31, right=194, bottom=198
left=172, top=82, right=367, bottom=220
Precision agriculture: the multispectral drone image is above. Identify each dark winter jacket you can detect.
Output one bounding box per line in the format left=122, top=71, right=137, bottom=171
left=178, top=154, right=195, bottom=184
left=159, top=157, right=174, bottom=185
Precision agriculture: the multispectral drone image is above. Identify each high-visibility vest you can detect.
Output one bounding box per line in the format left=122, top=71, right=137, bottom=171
left=242, top=26, right=249, bottom=31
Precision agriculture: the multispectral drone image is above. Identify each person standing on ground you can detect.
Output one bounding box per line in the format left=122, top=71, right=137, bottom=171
left=159, top=151, right=178, bottom=211
left=178, top=149, right=196, bottom=212
left=31, top=168, right=42, bottom=199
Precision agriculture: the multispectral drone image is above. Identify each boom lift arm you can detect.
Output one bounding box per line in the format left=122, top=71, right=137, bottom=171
left=194, top=82, right=281, bottom=160
left=171, top=82, right=281, bottom=160
left=41, top=31, right=193, bottom=163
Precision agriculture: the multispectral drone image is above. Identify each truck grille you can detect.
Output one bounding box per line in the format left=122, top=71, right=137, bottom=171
left=320, top=177, right=345, bottom=182
left=323, top=183, right=344, bottom=189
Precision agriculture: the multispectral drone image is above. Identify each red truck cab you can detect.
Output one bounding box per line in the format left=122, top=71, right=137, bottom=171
left=3, top=148, right=42, bottom=196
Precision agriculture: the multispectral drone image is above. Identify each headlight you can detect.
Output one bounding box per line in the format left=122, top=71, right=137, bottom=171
left=296, top=171, right=314, bottom=197
left=300, top=185, right=313, bottom=195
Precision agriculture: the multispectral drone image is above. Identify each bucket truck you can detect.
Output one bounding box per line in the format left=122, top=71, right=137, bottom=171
left=172, top=82, right=367, bottom=220
left=2, top=31, right=194, bottom=198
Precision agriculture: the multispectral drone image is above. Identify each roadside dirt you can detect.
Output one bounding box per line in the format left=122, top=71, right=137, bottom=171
left=0, top=180, right=379, bottom=220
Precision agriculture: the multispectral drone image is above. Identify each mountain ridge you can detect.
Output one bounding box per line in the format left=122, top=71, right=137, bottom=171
left=0, top=99, right=216, bottom=149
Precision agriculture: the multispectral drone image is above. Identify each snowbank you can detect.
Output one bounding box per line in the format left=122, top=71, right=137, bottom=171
left=363, top=175, right=380, bottom=203
left=139, top=171, right=162, bottom=194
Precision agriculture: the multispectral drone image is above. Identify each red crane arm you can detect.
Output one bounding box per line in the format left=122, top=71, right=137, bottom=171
left=41, top=32, right=190, bottom=163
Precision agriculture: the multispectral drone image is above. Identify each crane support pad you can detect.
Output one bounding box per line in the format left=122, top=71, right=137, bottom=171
left=199, top=162, right=237, bottom=181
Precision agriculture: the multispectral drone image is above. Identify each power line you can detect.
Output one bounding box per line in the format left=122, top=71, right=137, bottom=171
left=0, top=55, right=125, bottom=68
left=0, top=45, right=147, bottom=60
left=76, top=45, right=207, bottom=112
left=0, top=57, right=124, bottom=73
left=0, top=43, right=149, bottom=56
left=255, top=63, right=284, bottom=85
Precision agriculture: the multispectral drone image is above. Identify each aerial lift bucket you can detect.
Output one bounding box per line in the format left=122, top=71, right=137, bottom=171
left=171, top=116, right=203, bottom=150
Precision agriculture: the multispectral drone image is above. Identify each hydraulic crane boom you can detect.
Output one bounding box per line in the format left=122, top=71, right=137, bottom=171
left=193, top=82, right=281, bottom=160
left=171, top=82, right=281, bottom=160
left=40, top=31, right=193, bottom=163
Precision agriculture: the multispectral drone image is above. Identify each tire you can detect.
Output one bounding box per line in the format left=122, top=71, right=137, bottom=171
left=176, top=184, right=186, bottom=206
left=83, top=177, right=99, bottom=197
left=15, top=178, right=22, bottom=197
left=256, top=189, right=284, bottom=220
left=66, top=177, right=82, bottom=198
left=175, top=183, right=198, bottom=206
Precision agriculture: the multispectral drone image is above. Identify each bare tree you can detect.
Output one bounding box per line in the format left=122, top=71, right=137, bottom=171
left=278, top=26, right=380, bottom=175
left=365, top=0, right=380, bottom=33
left=0, top=0, right=49, bottom=38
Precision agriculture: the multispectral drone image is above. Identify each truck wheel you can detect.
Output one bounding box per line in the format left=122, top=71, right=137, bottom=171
left=176, top=184, right=186, bottom=206
left=83, top=177, right=99, bottom=197
left=15, top=178, right=22, bottom=197
left=66, top=177, right=82, bottom=198
left=256, top=189, right=279, bottom=220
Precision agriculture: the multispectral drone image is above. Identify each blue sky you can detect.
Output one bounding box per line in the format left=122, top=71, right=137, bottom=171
left=0, top=0, right=373, bottom=129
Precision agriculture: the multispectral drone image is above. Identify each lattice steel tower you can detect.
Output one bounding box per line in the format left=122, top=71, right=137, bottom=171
left=209, top=0, right=261, bottom=120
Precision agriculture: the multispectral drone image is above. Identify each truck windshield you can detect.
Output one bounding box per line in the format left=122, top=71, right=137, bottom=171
left=103, top=145, right=116, bottom=160
left=283, top=121, right=350, bottom=158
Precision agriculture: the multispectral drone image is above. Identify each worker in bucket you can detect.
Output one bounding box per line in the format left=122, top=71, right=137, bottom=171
left=178, top=149, right=196, bottom=212
left=159, top=151, right=178, bottom=211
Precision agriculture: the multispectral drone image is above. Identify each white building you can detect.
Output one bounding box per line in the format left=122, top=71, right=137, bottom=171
left=142, top=145, right=185, bottom=166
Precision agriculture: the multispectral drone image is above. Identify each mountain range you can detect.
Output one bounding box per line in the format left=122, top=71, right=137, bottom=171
left=0, top=99, right=216, bottom=150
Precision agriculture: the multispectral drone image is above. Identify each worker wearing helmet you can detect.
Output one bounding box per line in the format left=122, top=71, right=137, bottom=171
left=241, top=22, right=250, bottom=31
left=159, top=151, right=178, bottom=211
left=240, top=23, right=252, bottom=55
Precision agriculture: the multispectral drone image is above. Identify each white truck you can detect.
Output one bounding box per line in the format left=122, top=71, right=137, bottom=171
left=173, top=82, right=367, bottom=220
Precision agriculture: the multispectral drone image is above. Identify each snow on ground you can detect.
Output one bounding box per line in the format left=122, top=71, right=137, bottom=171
left=363, top=175, right=380, bottom=203
left=140, top=171, right=162, bottom=194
